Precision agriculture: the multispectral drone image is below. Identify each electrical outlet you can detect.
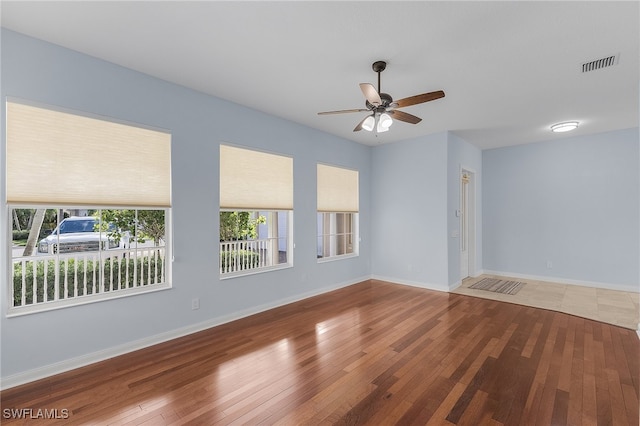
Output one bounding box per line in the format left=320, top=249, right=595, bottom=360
left=191, top=298, right=200, bottom=310
left=546, top=261, right=553, bottom=269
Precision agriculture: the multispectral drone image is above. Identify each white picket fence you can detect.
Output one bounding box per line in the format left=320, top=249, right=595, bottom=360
left=220, top=238, right=288, bottom=274
left=11, top=247, right=165, bottom=308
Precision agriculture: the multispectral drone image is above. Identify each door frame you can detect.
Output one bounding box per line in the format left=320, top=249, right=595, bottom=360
left=460, top=166, right=476, bottom=279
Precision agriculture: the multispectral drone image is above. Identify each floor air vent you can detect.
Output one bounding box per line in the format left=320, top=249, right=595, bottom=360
left=581, top=54, right=619, bottom=73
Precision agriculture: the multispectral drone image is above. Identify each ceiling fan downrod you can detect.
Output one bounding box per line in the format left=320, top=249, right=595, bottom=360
left=372, top=60, right=386, bottom=95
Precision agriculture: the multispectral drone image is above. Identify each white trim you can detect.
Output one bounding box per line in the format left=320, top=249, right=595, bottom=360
left=0, top=275, right=369, bottom=390
left=6, top=283, right=171, bottom=318
left=6, top=206, right=173, bottom=317
left=449, top=280, right=462, bottom=291
left=371, top=275, right=450, bottom=293
left=317, top=253, right=359, bottom=264
left=483, top=270, right=640, bottom=293
left=459, top=165, right=477, bottom=281
left=316, top=212, right=359, bottom=261
left=219, top=263, right=293, bottom=280
left=6, top=96, right=171, bottom=134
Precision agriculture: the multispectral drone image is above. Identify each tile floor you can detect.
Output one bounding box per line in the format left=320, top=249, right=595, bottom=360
left=455, top=274, right=640, bottom=331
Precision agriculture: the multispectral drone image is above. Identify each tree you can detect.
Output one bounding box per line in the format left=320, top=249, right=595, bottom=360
left=94, top=210, right=165, bottom=246
left=22, top=209, right=46, bottom=256
left=137, top=210, right=165, bottom=246
left=219, top=211, right=265, bottom=241
left=12, top=209, right=21, bottom=231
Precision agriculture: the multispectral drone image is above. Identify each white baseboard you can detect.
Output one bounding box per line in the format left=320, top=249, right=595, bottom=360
left=0, top=275, right=369, bottom=391
left=482, top=270, right=639, bottom=293
left=371, top=275, right=450, bottom=293
left=471, top=270, right=485, bottom=278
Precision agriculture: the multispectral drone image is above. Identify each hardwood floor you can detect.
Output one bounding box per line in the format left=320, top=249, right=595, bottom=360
left=1, top=279, right=638, bottom=425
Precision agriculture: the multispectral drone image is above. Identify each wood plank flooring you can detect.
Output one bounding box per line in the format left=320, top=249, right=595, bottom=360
left=1, top=279, right=638, bottom=425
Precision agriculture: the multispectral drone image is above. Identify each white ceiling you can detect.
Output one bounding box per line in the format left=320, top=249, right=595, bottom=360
left=1, top=1, right=638, bottom=149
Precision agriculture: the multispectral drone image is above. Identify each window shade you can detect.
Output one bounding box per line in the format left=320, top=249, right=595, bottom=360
left=317, top=164, right=359, bottom=212
left=220, top=144, right=293, bottom=210
left=6, top=100, right=171, bottom=207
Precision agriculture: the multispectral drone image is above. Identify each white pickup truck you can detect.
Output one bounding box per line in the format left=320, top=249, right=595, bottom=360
left=37, top=216, right=119, bottom=254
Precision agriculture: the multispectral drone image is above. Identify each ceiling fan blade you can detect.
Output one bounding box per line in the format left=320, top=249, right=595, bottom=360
left=389, top=110, right=422, bottom=124
left=394, top=90, right=445, bottom=108
left=359, top=83, right=382, bottom=106
left=318, top=108, right=369, bottom=115
left=353, top=115, right=369, bottom=132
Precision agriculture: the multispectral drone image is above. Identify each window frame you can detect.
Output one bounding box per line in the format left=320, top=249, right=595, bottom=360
left=5, top=99, right=173, bottom=316
left=219, top=144, right=294, bottom=279
left=316, top=163, right=359, bottom=263
left=219, top=208, right=293, bottom=279
left=7, top=205, right=172, bottom=317
left=317, top=211, right=359, bottom=263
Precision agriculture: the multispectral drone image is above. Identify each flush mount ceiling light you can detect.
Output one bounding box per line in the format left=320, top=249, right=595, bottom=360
left=550, top=121, right=579, bottom=133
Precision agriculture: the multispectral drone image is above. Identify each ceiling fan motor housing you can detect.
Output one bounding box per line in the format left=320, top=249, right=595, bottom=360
left=366, top=93, right=393, bottom=109
left=379, top=93, right=393, bottom=106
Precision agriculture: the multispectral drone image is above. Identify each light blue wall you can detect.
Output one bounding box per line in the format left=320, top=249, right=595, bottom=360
left=0, top=30, right=372, bottom=381
left=370, top=134, right=449, bottom=290
left=447, top=132, right=482, bottom=287
left=482, top=128, right=639, bottom=290
left=2, top=27, right=637, bottom=386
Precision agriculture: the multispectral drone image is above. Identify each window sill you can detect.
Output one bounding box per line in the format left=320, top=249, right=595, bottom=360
left=6, top=283, right=172, bottom=318
left=317, top=253, right=359, bottom=264
left=219, top=263, right=293, bottom=280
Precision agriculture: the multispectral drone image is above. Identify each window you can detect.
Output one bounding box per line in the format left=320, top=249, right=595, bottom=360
left=219, top=145, right=293, bottom=276
left=317, top=212, right=357, bottom=259
left=219, top=210, right=290, bottom=274
left=11, top=208, right=168, bottom=311
left=317, top=164, right=359, bottom=261
left=6, top=100, right=171, bottom=315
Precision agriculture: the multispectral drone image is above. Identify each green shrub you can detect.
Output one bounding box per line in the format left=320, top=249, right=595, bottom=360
left=12, top=228, right=52, bottom=242
left=220, top=250, right=260, bottom=271
left=12, top=230, right=30, bottom=241
left=12, top=255, right=164, bottom=307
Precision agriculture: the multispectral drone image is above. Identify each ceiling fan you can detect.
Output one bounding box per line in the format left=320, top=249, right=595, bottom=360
left=318, top=61, right=445, bottom=133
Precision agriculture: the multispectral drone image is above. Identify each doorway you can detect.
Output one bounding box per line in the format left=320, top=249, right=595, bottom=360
left=460, top=168, right=476, bottom=279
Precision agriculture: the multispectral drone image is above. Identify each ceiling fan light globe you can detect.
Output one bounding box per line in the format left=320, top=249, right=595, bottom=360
left=379, top=113, right=393, bottom=129
left=362, top=115, right=375, bottom=131
left=376, top=119, right=390, bottom=133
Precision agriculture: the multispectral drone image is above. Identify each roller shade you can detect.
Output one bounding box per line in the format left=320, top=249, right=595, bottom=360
left=6, top=100, right=171, bottom=207
left=220, top=144, right=293, bottom=210
left=317, top=164, right=359, bottom=212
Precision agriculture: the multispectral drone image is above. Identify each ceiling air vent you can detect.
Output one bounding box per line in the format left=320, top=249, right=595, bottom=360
left=581, top=54, right=619, bottom=73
